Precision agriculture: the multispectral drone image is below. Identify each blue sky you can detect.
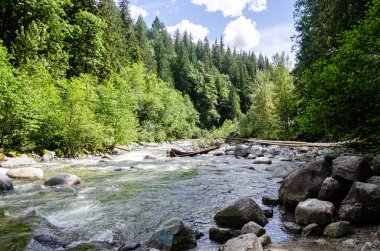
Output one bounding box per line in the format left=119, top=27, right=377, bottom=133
left=129, top=0, right=296, bottom=62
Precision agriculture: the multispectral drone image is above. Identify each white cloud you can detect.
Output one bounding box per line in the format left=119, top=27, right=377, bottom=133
left=129, top=5, right=148, bottom=21
left=224, top=16, right=260, bottom=51
left=249, top=0, right=267, bottom=12
left=191, top=0, right=266, bottom=17
left=254, top=23, right=296, bottom=65
left=167, top=20, right=210, bottom=42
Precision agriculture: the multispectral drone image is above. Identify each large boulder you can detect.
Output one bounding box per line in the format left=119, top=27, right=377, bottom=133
left=209, top=227, right=239, bottom=243
left=0, top=173, right=14, bottom=193
left=295, top=198, right=335, bottom=226
left=366, top=176, right=380, bottom=186
left=42, top=151, right=55, bottom=162
left=323, top=221, right=351, bottom=238
left=0, top=155, right=36, bottom=167
left=44, top=173, right=81, bottom=186
left=332, top=156, right=372, bottom=184
left=6, top=167, right=43, bottom=180
left=214, top=197, right=268, bottom=228
left=317, top=177, right=346, bottom=206
left=219, top=234, right=263, bottom=251
left=278, top=157, right=332, bottom=211
left=270, top=165, right=297, bottom=179
left=146, top=217, right=197, bottom=250
left=241, top=221, right=265, bottom=237
left=372, top=155, right=380, bottom=174
left=26, top=233, right=66, bottom=251
left=339, top=182, right=380, bottom=223
left=234, top=145, right=252, bottom=158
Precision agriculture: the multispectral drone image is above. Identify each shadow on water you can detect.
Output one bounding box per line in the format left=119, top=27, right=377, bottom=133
left=0, top=142, right=298, bottom=250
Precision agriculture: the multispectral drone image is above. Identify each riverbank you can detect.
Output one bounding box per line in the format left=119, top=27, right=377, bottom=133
left=0, top=140, right=379, bottom=250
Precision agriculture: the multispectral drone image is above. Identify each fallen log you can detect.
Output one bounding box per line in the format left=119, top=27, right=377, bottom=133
left=235, top=138, right=364, bottom=148
left=169, top=145, right=220, bottom=157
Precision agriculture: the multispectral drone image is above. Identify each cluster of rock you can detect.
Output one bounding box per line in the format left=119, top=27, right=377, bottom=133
left=279, top=154, right=380, bottom=241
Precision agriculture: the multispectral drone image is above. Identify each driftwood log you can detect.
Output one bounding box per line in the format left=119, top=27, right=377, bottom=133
left=232, top=138, right=364, bottom=148
left=169, top=146, right=220, bottom=157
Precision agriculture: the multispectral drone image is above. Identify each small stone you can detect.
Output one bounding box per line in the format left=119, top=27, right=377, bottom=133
left=283, top=222, right=302, bottom=234
left=118, top=243, right=141, bottom=251
left=361, top=242, right=377, bottom=251
left=220, top=234, right=262, bottom=251
left=209, top=227, right=239, bottom=243
left=323, top=221, right=351, bottom=238
left=241, top=221, right=265, bottom=237
left=247, top=154, right=257, bottom=159
left=101, top=154, right=113, bottom=160
left=252, top=157, right=272, bottom=164
left=302, top=223, right=322, bottom=237
left=144, top=155, right=157, bottom=160
left=342, top=239, right=359, bottom=248
left=280, top=158, right=292, bottom=162
left=262, top=196, right=279, bottom=206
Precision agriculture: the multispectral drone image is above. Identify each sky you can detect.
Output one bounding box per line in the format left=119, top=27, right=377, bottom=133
left=129, top=0, right=297, bottom=62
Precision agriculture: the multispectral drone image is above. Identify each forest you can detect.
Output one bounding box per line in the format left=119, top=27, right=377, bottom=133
left=0, top=0, right=379, bottom=156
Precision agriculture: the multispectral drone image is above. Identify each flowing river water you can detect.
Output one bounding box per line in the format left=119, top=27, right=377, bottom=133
left=0, top=140, right=304, bottom=250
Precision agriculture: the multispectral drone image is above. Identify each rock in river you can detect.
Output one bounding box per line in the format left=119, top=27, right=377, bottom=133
left=323, top=221, right=351, bottom=238
left=220, top=234, right=263, bottom=251
left=332, top=156, right=372, bottom=184
left=42, top=151, right=55, bottom=162
left=214, top=197, right=268, bottom=228
left=317, top=177, right=346, bottom=206
left=44, top=173, right=81, bottom=186
left=234, top=144, right=252, bottom=158
left=26, top=232, right=66, bottom=251
left=0, top=155, right=36, bottom=167
left=295, top=198, right=335, bottom=226
left=241, top=221, right=266, bottom=237
left=252, top=157, right=272, bottom=164
left=339, top=182, right=380, bottom=223
left=0, top=173, right=14, bottom=193
left=209, top=227, right=239, bottom=243
left=278, top=157, right=332, bottom=211
left=146, top=217, right=197, bottom=250
left=6, top=167, right=43, bottom=180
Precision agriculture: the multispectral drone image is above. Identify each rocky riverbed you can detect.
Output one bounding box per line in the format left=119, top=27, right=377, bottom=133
left=0, top=140, right=379, bottom=250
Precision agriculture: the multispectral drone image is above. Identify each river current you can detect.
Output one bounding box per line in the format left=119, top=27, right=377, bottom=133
left=0, top=140, right=300, bottom=250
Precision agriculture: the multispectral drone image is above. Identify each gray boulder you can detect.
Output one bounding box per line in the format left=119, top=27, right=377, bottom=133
left=214, top=197, right=268, bottom=228
left=234, top=144, right=252, bottom=158
left=332, top=156, right=372, bottom=183
left=373, top=155, right=380, bottom=174
left=366, top=176, right=380, bottom=186
left=0, top=173, right=14, bottom=193
left=283, top=222, right=302, bottom=234
left=241, top=221, right=265, bottom=237
left=26, top=233, right=65, bottom=251
left=323, top=221, right=351, bottom=238
left=302, top=223, right=322, bottom=237
left=6, top=167, right=43, bottom=180
left=219, top=234, right=263, bottom=251
left=339, top=182, right=380, bottom=223
left=209, top=227, right=239, bottom=243
left=146, top=217, right=197, bottom=250
left=0, top=155, right=36, bottom=167
left=295, top=198, right=335, bottom=226
left=278, top=157, right=332, bottom=211
left=270, top=165, right=296, bottom=179
left=44, top=173, right=81, bottom=186
left=317, top=177, right=346, bottom=206
left=261, top=205, right=273, bottom=218
left=42, top=151, right=55, bottom=162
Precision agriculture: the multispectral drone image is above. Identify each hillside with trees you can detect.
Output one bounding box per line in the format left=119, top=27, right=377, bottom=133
left=0, top=0, right=379, bottom=156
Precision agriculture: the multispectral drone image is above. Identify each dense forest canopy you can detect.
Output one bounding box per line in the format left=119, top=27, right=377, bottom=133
left=0, top=0, right=378, bottom=155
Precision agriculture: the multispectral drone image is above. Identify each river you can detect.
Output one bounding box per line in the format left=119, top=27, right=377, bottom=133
left=0, top=140, right=302, bottom=250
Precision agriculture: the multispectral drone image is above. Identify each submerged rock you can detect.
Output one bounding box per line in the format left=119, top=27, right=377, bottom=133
left=0, top=155, right=36, bottom=167
left=339, top=182, right=380, bottom=223
left=146, top=217, right=197, bottom=250
left=214, top=197, right=268, bottom=228
left=26, top=233, right=66, bottom=251
left=209, top=227, right=239, bottom=243
left=278, top=157, right=332, bottom=211
left=0, top=173, right=14, bottom=193
left=219, top=234, right=263, bottom=251
left=295, top=199, right=335, bottom=226
left=6, top=167, right=43, bottom=180
left=323, top=221, right=351, bottom=238
left=44, top=173, right=81, bottom=186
